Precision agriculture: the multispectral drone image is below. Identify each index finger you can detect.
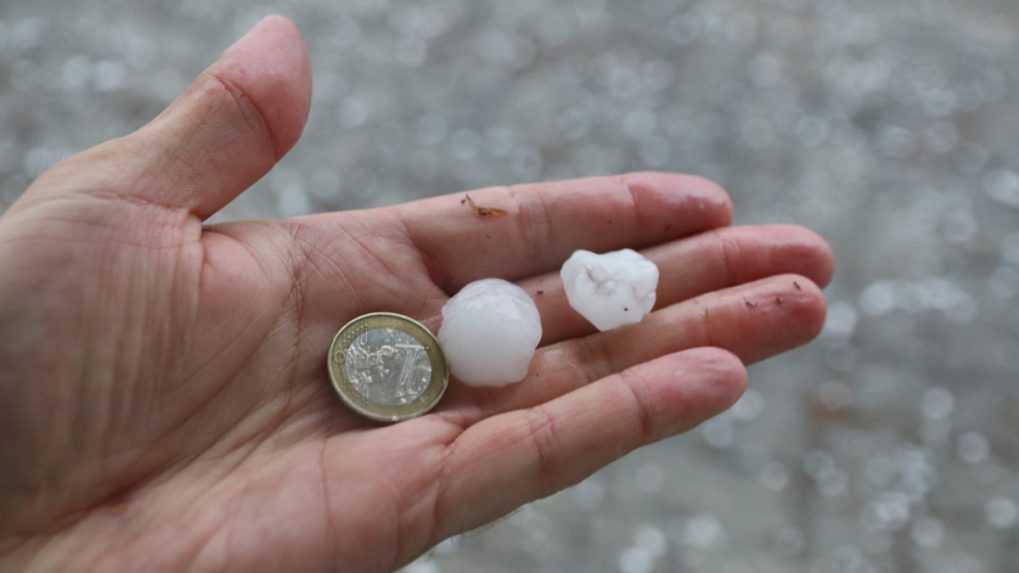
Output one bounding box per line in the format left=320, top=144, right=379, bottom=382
left=394, top=172, right=732, bottom=293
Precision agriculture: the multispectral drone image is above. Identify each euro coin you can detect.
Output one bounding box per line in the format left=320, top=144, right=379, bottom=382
left=327, top=312, right=448, bottom=422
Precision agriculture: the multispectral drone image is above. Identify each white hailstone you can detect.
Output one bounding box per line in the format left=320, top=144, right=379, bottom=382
left=438, top=278, right=542, bottom=386
left=560, top=249, right=659, bottom=331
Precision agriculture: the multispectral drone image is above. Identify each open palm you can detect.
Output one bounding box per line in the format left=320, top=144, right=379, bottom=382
left=0, top=17, right=832, bottom=573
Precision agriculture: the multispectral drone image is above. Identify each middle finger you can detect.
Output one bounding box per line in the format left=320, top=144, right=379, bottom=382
left=524, top=224, right=833, bottom=345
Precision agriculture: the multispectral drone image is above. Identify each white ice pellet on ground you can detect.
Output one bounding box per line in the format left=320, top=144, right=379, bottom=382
left=561, top=249, right=659, bottom=331
left=437, top=278, right=542, bottom=386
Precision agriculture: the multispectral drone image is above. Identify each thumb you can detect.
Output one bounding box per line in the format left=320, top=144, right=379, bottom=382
left=22, top=15, right=312, bottom=220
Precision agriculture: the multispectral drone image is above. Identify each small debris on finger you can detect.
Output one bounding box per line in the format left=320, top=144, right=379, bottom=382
left=462, top=194, right=508, bottom=218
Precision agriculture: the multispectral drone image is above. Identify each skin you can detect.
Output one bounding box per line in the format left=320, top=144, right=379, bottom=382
left=0, top=16, right=833, bottom=573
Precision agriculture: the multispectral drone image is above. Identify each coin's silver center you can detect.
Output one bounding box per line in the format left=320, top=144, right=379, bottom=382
left=344, top=327, right=433, bottom=406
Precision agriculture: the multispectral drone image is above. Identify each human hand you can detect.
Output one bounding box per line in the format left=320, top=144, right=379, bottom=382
left=0, top=16, right=832, bottom=572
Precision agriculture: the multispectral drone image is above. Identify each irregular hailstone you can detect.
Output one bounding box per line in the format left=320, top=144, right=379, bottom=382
left=438, top=278, right=542, bottom=386
left=561, top=249, right=659, bottom=331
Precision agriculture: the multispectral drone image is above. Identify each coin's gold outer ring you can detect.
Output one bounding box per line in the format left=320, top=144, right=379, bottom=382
left=328, top=312, right=449, bottom=423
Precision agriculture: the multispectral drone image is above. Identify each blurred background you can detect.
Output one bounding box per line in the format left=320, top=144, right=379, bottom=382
left=2, top=0, right=1018, bottom=571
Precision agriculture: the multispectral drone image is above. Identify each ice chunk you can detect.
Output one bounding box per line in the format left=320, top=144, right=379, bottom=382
left=561, top=249, right=659, bottom=331
left=438, top=278, right=542, bottom=386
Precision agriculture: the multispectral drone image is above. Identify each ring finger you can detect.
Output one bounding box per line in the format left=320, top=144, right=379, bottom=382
left=441, top=273, right=826, bottom=420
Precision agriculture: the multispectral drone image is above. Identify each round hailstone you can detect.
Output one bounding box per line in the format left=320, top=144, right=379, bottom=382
left=438, top=278, right=542, bottom=386
left=561, top=249, right=659, bottom=331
